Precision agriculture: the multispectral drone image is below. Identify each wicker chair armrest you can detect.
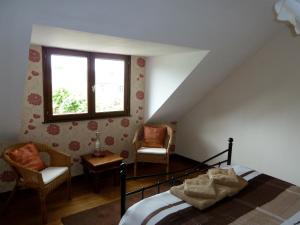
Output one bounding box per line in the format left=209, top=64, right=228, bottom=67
left=133, top=126, right=143, bottom=145
left=165, top=125, right=174, bottom=153
left=21, top=168, right=44, bottom=187
left=134, top=141, right=143, bottom=151
left=37, top=143, right=71, bottom=167
left=13, top=164, right=43, bottom=187
left=48, top=149, right=71, bottom=167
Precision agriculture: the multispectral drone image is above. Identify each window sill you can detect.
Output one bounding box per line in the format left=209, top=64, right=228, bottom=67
left=43, top=112, right=131, bottom=124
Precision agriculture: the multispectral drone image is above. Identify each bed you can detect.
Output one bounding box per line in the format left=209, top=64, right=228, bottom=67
left=119, top=138, right=300, bottom=225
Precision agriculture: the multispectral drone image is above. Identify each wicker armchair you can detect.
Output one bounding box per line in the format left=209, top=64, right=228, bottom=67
left=3, top=142, right=72, bottom=224
left=133, top=124, right=174, bottom=176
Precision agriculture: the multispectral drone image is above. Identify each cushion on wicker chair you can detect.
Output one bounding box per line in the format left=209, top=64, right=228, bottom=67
left=8, top=143, right=46, bottom=171
left=142, top=126, right=166, bottom=148
left=40, top=167, right=68, bottom=184
left=137, top=147, right=167, bottom=155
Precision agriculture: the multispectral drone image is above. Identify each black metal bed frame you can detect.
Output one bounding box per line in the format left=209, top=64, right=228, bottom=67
left=119, top=137, right=234, bottom=217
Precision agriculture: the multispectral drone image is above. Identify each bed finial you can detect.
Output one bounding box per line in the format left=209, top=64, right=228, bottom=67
left=227, top=138, right=233, bottom=165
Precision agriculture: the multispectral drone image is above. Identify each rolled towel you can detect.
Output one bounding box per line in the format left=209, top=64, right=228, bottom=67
left=183, top=174, right=217, bottom=199
left=208, top=168, right=240, bottom=187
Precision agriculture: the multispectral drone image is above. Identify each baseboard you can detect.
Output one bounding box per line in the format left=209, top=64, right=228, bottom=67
left=170, top=153, right=200, bottom=164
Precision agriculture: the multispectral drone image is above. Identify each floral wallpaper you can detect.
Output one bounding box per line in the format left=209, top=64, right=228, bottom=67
left=0, top=45, right=176, bottom=193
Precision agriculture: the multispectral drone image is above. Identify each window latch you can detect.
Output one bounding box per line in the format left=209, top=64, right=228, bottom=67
left=92, top=85, right=95, bottom=93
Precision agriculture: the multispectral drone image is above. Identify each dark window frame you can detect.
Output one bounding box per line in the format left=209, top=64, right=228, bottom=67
left=42, top=47, right=131, bottom=123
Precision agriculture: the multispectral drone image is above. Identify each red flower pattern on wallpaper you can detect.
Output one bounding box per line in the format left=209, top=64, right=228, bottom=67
left=27, top=93, right=42, bottom=105
left=29, top=49, right=40, bottom=62
left=0, top=170, right=16, bottom=182
left=13, top=54, right=149, bottom=191
left=120, top=150, right=129, bottom=159
left=69, top=141, right=80, bottom=151
left=47, top=124, right=60, bottom=135
left=137, top=57, right=145, bottom=67
left=121, top=118, right=130, bottom=128
left=29, top=119, right=34, bottom=123
left=105, top=136, right=114, bottom=146
left=87, top=121, right=98, bottom=131
left=31, top=70, right=39, bottom=76
left=28, top=76, right=32, bottom=80
left=28, top=125, right=36, bottom=130
left=136, top=91, right=144, bottom=100
left=33, top=114, right=41, bottom=119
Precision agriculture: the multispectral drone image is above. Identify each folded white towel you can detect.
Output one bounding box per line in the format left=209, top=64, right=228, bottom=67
left=208, top=168, right=240, bottom=187
left=170, top=168, right=248, bottom=210
left=183, top=174, right=216, bottom=199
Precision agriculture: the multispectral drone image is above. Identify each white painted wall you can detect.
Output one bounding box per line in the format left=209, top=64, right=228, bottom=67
left=176, top=30, right=300, bottom=186
left=145, top=51, right=208, bottom=121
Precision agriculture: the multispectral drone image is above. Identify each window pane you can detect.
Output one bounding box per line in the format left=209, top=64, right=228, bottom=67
left=51, top=55, right=88, bottom=115
left=95, top=58, right=125, bottom=112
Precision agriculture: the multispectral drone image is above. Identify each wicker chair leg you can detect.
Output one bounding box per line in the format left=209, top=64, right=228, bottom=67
left=1, top=178, right=19, bottom=214
left=67, top=175, right=72, bottom=200
left=39, top=192, right=47, bottom=224
left=134, top=161, right=137, bottom=177
left=166, top=164, right=170, bottom=180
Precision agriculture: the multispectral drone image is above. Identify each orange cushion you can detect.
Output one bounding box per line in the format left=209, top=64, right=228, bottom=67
left=9, top=143, right=46, bottom=171
left=142, top=126, right=167, bottom=148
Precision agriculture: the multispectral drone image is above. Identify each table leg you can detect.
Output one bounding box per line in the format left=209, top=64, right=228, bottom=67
left=113, top=169, right=120, bottom=186
left=83, top=166, right=89, bottom=180
left=93, top=173, right=100, bottom=193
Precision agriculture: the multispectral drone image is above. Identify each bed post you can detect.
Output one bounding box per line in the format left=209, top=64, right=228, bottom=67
left=227, top=138, right=233, bottom=165
left=120, top=162, right=127, bottom=217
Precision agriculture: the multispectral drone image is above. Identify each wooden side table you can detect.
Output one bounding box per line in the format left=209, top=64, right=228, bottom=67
left=81, top=150, right=123, bottom=192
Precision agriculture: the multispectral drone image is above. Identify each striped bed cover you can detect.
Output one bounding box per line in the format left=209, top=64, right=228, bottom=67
left=119, top=165, right=300, bottom=225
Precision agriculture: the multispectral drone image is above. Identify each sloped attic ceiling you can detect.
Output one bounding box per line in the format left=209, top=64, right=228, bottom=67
left=0, top=0, right=283, bottom=140
left=31, top=25, right=202, bottom=57
left=30, top=25, right=208, bottom=123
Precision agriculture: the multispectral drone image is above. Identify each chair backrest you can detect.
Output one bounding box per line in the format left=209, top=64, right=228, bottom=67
left=138, top=123, right=174, bottom=149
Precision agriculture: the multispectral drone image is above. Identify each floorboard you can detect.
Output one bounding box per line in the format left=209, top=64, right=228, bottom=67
left=0, top=155, right=198, bottom=225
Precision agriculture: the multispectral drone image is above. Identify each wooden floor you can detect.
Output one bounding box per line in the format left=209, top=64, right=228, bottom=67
left=0, top=155, right=198, bottom=225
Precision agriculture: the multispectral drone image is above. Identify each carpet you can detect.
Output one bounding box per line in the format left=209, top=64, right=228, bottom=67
left=61, top=185, right=170, bottom=225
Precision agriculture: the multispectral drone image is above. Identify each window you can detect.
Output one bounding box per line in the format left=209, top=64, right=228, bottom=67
left=42, top=47, right=131, bottom=123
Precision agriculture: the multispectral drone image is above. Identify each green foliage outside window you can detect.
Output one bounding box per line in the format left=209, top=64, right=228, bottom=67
left=52, top=88, right=87, bottom=114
